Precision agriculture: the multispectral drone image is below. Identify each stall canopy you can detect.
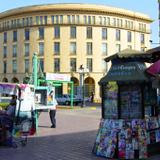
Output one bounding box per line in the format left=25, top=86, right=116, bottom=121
left=104, top=49, right=149, bottom=64
left=146, top=59, right=160, bottom=76
left=99, top=62, right=149, bottom=84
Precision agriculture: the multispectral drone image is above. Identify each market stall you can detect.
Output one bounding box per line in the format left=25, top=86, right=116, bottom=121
left=93, top=49, right=160, bottom=159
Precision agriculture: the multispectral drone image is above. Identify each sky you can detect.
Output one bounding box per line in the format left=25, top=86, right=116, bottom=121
left=0, top=0, right=159, bottom=47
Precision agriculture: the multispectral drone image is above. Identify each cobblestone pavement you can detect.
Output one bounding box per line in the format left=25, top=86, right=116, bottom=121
left=0, top=106, right=160, bottom=160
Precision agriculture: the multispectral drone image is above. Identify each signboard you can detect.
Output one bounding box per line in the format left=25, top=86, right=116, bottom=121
left=99, top=62, right=148, bottom=84
left=46, top=73, right=71, bottom=81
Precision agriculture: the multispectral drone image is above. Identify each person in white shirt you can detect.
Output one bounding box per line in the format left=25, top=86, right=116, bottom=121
left=49, top=91, right=58, bottom=128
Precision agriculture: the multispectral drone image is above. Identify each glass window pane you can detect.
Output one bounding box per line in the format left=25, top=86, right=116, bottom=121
left=39, top=42, right=44, bottom=55
left=102, top=43, right=108, bottom=55
left=39, top=27, right=44, bottom=39
left=39, top=59, right=44, bottom=72
left=116, top=29, right=120, bottom=41
left=127, top=31, right=132, bottom=42
left=70, top=26, right=76, bottom=38
left=86, top=42, right=92, bottom=55
left=25, top=59, right=29, bottom=73
left=12, top=60, right=17, bottom=73
left=3, top=46, right=7, bottom=58
left=70, top=58, right=76, bottom=72
left=4, top=32, right=7, bottom=43
left=54, top=26, right=60, bottom=38
left=54, top=42, right=60, bottom=55
left=70, top=42, right=76, bottom=54
left=102, top=28, right=107, bottom=40
left=86, top=27, right=92, bottom=39
left=13, top=30, right=17, bottom=42
left=13, top=45, right=17, bottom=57
left=25, top=29, right=30, bottom=40
left=87, top=58, right=92, bottom=72
left=25, top=43, right=30, bottom=56
left=54, top=58, right=60, bottom=72
left=3, top=61, right=7, bottom=73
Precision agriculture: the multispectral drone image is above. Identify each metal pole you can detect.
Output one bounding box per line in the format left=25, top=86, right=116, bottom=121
left=33, top=53, right=38, bottom=88
left=70, top=82, right=74, bottom=108
left=82, top=73, right=86, bottom=107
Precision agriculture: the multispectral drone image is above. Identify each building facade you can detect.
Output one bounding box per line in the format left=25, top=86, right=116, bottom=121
left=0, top=4, right=152, bottom=102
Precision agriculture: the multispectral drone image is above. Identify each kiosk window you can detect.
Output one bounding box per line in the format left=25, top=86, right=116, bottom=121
left=120, top=85, right=142, bottom=119
left=103, top=82, right=118, bottom=119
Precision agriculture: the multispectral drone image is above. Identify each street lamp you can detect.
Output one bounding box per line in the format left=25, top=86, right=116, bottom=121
left=78, top=65, right=89, bottom=108
left=149, top=40, right=160, bottom=45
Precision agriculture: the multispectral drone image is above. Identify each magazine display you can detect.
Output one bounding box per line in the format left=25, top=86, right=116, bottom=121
left=94, top=117, right=160, bottom=159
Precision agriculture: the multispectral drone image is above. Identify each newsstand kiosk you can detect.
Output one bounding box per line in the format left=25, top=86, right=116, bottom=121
left=93, top=52, right=160, bottom=159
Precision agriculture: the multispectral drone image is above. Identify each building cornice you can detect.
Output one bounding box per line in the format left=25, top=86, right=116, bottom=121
left=0, top=3, right=153, bottom=22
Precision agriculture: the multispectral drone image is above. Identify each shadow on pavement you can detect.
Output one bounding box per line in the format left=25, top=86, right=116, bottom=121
left=0, top=130, right=106, bottom=160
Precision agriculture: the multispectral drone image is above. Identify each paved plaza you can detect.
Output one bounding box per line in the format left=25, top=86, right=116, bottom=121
left=0, top=106, right=160, bottom=160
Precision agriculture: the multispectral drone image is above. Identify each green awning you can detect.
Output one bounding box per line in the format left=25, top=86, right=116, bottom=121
left=99, top=62, right=150, bottom=84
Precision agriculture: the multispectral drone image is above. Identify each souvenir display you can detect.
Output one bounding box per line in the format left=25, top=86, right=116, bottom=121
left=146, top=117, right=159, bottom=130
left=155, top=129, right=160, bottom=142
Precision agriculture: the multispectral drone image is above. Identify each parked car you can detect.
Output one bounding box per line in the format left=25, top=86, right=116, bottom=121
left=56, top=94, right=82, bottom=105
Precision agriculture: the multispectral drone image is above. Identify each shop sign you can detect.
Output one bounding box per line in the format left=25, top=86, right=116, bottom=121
left=46, top=73, right=71, bottom=81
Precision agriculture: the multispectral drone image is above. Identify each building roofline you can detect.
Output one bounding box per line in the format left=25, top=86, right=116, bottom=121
left=0, top=3, right=153, bottom=22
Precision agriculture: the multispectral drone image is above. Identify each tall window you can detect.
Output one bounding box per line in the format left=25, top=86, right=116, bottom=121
left=54, top=42, right=60, bottom=55
left=39, top=59, right=44, bottom=72
left=87, top=58, right=92, bottom=72
left=86, top=42, right=92, bottom=55
left=4, top=32, right=7, bottom=43
left=116, top=44, right=121, bottom=53
left=102, top=43, right=108, bottom=55
left=70, top=26, right=76, bottom=38
left=70, top=58, right=76, bottom=72
left=44, top=16, right=48, bottom=24
left=70, top=42, right=76, bottom=54
left=12, top=60, right=17, bottom=73
left=13, top=30, right=17, bottom=42
left=141, top=34, right=145, bottom=44
left=3, top=61, right=7, bottom=73
left=102, top=59, right=107, bottom=72
left=24, top=59, right=29, bottom=73
left=59, top=15, right=63, bottom=24
left=13, top=45, right=17, bottom=57
left=3, top=46, right=7, bottom=58
left=25, top=29, right=30, bottom=41
left=39, top=42, right=44, bottom=56
left=24, top=43, right=30, bottom=56
left=39, top=27, right=44, bottom=39
left=116, top=29, right=121, bottom=41
left=127, top=31, right=132, bottom=42
left=36, top=16, right=39, bottom=25
left=54, top=26, right=60, bottom=38
left=67, top=15, right=71, bottom=23
left=54, top=58, right=60, bottom=72
left=86, top=27, right=92, bottom=39
left=102, top=28, right=107, bottom=40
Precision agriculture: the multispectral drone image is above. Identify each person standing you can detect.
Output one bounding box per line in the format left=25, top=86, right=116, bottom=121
left=48, top=91, right=58, bottom=128
left=91, top=91, right=95, bottom=103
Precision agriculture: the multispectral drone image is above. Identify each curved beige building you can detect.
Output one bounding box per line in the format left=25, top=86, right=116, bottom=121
left=0, top=3, right=152, bottom=101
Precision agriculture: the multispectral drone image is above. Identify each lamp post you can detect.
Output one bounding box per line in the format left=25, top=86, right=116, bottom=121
left=78, top=65, right=89, bottom=108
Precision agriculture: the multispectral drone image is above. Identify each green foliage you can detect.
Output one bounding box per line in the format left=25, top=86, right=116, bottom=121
left=0, top=102, right=9, bottom=109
